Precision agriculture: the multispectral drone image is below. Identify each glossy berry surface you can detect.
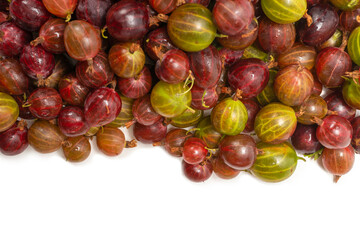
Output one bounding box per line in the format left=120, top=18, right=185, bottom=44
left=76, top=0, right=112, bottom=28
left=322, top=146, right=355, bottom=183
left=9, top=0, right=51, bottom=31
left=228, top=58, right=269, bottom=99
left=167, top=3, right=217, bottom=52
left=58, top=73, right=90, bottom=106
left=28, top=120, right=65, bottom=154
left=0, top=21, right=32, bottom=57
left=261, top=0, right=306, bottom=24
left=291, top=123, right=322, bottom=154
left=106, top=0, right=149, bottom=42
left=164, top=129, right=192, bottom=157
left=76, top=51, right=114, bottom=89
left=27, top=87, right=62, bottom=120
left=316, top=115, right=353, bottom=150
left=0, top=121, right=28, bottom=156
left=0, top=58, right=29, bottom=95
left=212, top=0, right=254, bottom=36
left=63, top=136, right=91, bottom=162
left=133, top=120, right=167, bottom=144
left=195, top=117, right=223, bottom=149
left=84, top=87, right=122, bottom=127
left=155, top=49, right=190, bottom=84
left=251, top=142, right=298, bottom=182
left=58, top=106, right=89, bottom=137
left=132, top=95, right=162, bottom=126
left=351, top=117, right=360, bottom=152
left=64, top=20, right=101, bottom=61
left=183, top=137, right=208, bottom=165
left=242, top=99, right=261, bottom=133
left=96, top=126, right=126, bottom=156
left=117, top=66, right=152, bottom=99
left=219, top=134, right=257, bottom=170
left=254, top=103, right=297, bottom=144
left=20, top=44, right=55, bottom=80
left=324, top=92, right=356, bottom=121
left=189, top=45, right=222, bottom=89
left=212, top=156, right=240, bottom=180
left=182, top=160, right=213, bottom=182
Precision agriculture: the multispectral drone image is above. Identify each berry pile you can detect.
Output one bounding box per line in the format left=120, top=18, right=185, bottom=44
left=1, top=0, right=360, bottom=183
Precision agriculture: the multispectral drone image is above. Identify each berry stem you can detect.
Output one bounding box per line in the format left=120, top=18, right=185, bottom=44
left=304, top=148, right=323, bottom=160
left=339, top=31, right=349, bottom=51
left=303, top=11, right=313, bottom=27
left=30, top=37, right=44, bottom=47
left=125, top=119, right=136, bottom=129
left=311, top=116, right=323, bottom=125
left=334, top=175, right=341, bottom=183
left=232, top=89, right=243, bottom=101
left=125, top=139, right=137, bottom=148
left=101, top=26, right=108, bottom=39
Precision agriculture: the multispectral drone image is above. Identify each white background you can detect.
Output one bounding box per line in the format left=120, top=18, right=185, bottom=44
left=0, top=128, right=360, bottom=240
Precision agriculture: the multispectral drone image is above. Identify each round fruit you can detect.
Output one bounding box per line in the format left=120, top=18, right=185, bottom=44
left=242, top=99, right=261, bottom=133
left=58, top=73, right=90, bottom=106
left=117, top=66, right=152, bottom=99
left=219, top=134, right=257, bottom=170
left=76, top=0, right=111, bottom=28
left=250, top=141, right=298, bottom=182
left=347, top=26, right=360, bottom=66
left=150, top=81, right=192, bottom=118
left=132, top=95, right=162, bottom=126
left=27, top=87, right=62, bottom=120
left=96, top=127, right=128, bottom=156
left=62, top=136, right=91, bottom=162
left=261, top=0, right=306, bottom=24
left=0, top=21, right=32, bottom=57
left=291, top=123, right=322, bottom=154
left=164, top=129, right=192, bottom=157
left=315, top=115, right=353, bottom=149
left=155, top=49, right=190, bottom=84
left=277, top=43, right=317, bottom=70
left=228, top=58, right=270, bottom=99
left=322, top=145, right=355, bottom=183
left=324, top=91, right=356, bottom=121
left=315, top=47, right=352, bottom=88
left=84, top=87, right=122, bottom=127
left=20, top=44, right=55, bottom=81
left=170, top=108, right=203, bottom=128
left=217, top=18, right=258, bottom=50
left=28, top=120, right=65, bottom=153
left=212, top=0, right=254, bottom=36
left=133, top=120, right=167, bottom=144
left=108, top=42, right=145, bottom=79
left=106, top=0, right=149, bottom=42
left=339, top=8, right=360, bottom=32
left=258, top=17, right=296, bottom=55
left=167, top=3, right=217, bottom=52
left=144, top=26, right=177, bottom=61
left=0, top=92, right=19, bottom=133
left=294, top=94, right=328, bottom=125
left=274, top=64, right=314, bottom=106
left=329, top=0, right=360, bottom=11
left=195, top=116, right=223, bottom=149
left=190, top=85, right=218, bottom=110
left=212, top=156, right=240, bottom=180
left=210, top=94, right=248, bottom=136
left=76, top=51, right=114, bottom=89
left=182, top=160, right=213, bottom=182
left=31, top=18, right=66, bottom=54
left=0, top=58, right=29, bottom=95
left=183, top=137, right=208, bottom=165
left=43, top=0, right=77, bottom=20
left=254, top=102, right=297, bottom=144
left=0, top=121, right=28, bottom=156
left=58, top=106, right=89, bottom=137
left=297, top=3, right=339, bottom=47
left=64, top=20, right=101, bottom=62
left=189, top=45, right=222, bottom=89
left=9, top=0, right=51, bottom=31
